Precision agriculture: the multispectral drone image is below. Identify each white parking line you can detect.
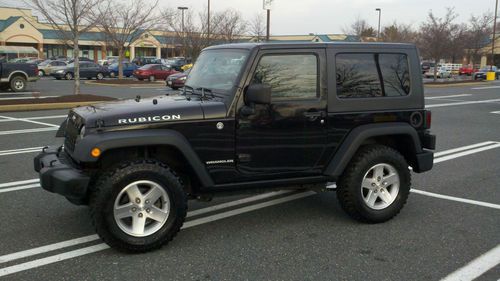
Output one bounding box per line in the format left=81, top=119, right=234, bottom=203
left=0, top=115, right=59, bottom=128
left=0, top=191, right=312, bottom=274
left=471, top=86, right=500, bottom=90
left=0, top=179, right=39, bottom=188
left=491, top=111, right=500, bottom=115
left=426, top=98, right=500, bottom=108
left=411, top=189, right=500, bottom=210
left=0, top=115, right=67, bottom=123
left=434, top=143, right=500, bottom=164
left=0, top=147, right=43, bottom=156
left=434, top=141, right=498, bottom=158
left=425, top=94, right=471, bottom=99
left=441, top=244, right=500, bottom=281
left=0, top=96, right=57, bottom=100
left=0, top=183, right=40, bottom=193
left=0, top=127, right=58, bottom=136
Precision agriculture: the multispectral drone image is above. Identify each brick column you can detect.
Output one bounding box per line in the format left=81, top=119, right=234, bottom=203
left=101, top=45, right=107, bottom=59
left=0, top=41, right=5, bottom=46
left=156, top=46, right=161, bottom=59
left=37, top=42, right=44, bottom=59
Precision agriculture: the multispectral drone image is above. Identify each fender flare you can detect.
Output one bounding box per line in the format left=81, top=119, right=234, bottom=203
left=8, top=70, right=29, bottom=81
left=323, top=122, right=422, bottom=179
left=73, top=129, right=214, bottom=187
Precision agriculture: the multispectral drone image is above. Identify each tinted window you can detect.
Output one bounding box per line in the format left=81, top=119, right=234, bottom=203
left=335, top=53, right=410, bottom=98
left=252, top=54, right=318, bottom=100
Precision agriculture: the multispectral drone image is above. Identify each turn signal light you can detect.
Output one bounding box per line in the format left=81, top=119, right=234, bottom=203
left=91, top=148, right=101, bottom=158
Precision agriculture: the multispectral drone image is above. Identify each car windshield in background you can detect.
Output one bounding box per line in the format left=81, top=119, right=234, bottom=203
left=39, top=60, right=51, bottom=66
left=139, top=64, right=155, bottom=70
left=186, top=49, right=249, bottom=92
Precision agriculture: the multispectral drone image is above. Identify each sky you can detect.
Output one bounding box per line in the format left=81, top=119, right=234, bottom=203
left=1, top=0, right=497, bottom=35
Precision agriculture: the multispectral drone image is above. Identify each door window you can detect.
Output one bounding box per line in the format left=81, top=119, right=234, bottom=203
left=252, top=54, right=318, bottom=100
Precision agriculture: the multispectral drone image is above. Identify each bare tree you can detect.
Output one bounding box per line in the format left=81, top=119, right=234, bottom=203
left=249, top=13, right=266, bottom=42
left=381, top=22, right=417, bottom=43
left=26, top=0, right=103, bottom=94
left=162, top=7, right=247, bottom=59
left=418, top=8, right=458, bottom=81
left=463, top=13, right=493, bottom=65
left=214, top=9, right=247, bottom=43
left=96, top=0, right=159, bottom=79
left=343, top=16, right=376, bottom=37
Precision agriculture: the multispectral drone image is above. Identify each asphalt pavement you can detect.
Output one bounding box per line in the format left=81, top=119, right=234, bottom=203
left=0, top=82, right=499, bottom=280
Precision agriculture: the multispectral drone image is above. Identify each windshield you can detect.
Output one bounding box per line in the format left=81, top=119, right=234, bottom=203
left=39, top=60, right=51, bottom=66
left=186, top=49, right=249, bottom=92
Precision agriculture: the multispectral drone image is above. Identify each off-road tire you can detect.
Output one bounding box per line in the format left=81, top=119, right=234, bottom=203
left=10, top=76, right=27, bottom=92
left=336, top=145, right=411, bottom=223
left=90, top=160, right=187, bottom=253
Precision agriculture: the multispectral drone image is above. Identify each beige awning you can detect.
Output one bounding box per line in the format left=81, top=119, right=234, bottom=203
left=0, top=46, right=39, bottom=54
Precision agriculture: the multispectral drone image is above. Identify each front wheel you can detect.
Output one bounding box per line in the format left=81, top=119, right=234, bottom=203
left=10, top=76, right=27, bottom=92
left=149, top=75, right=155, bottom=82
left=65, top=72, right=73, bottom=80
left=96, top=72, right=104, bottom=80
left=336, top=145, right=410, bottom=223
left=90, top=160, right=187, bottom=252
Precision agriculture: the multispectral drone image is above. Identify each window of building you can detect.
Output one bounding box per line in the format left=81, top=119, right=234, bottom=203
left=252, top=54, right=318, bottom=100
left=335, top=53, right=410, bottom=98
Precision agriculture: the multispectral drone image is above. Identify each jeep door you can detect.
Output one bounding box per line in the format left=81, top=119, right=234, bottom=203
left=235, top=48, right=328, bottom=179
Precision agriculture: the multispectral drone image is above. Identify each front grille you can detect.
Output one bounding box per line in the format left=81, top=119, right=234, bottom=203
left=64, top=112, right=83, bottom=152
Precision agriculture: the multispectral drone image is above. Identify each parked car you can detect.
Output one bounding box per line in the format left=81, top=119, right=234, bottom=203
left=50, top=56, right=69, bottom=61
left=132, top=56, right=157, bottom=66
left=38, top=60, right=67, bottom=76
left=421, top=61, right=435, bottom=74
left=473, top=66, right=500, bottom=80
left=108, top=62, right=138, bottom=78
left=181, top=63, right=193, bottom=71
left=163, top=57, right=189, bottom=71
left=51, top=61, right=109, bottom=80
left=424, top=67, right=452, bottom=78
left=0, top=61, right=39, bottom=92
left=165, top=68, right=190, bottom=89
left=133, top=64, right=178, bottom=81
left=66, top=57, right=93, bottom=64
left=459, top=65, right=479, bottom=76
left=26, top=58, right=45, bottom=65
left=9, top=57, right=38, bottom=63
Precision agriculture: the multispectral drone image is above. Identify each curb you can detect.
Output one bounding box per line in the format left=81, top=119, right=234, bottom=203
left=85, top=81, right=164, bottom=87
left=424, top=82, right=493, bottom=88
left=0, top=101, right=104, bottom=112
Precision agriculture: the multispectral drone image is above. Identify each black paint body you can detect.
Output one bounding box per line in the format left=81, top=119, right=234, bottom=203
left=35, top=42, right=435, bottom=201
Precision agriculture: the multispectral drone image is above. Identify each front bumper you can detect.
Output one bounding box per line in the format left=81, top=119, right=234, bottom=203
left=51, top=72, right=66, bottom=79
left=34, top=146, right=90, bottom=203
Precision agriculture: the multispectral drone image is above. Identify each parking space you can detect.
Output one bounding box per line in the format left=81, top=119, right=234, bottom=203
left=0, top=84, right=498, bottom=280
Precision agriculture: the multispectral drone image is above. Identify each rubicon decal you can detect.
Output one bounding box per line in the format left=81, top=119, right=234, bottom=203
left=206, top=159, right=234, bottom=165
left=118, top=115, right=181, bottom=124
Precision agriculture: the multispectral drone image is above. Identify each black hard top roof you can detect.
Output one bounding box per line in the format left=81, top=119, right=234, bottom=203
left=205, top=42, right=416, bottom=51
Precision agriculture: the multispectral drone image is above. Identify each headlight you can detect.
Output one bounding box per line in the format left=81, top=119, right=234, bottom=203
left=179, top=77, right=187, bottom=81
left=56, top=70, right=64, bottom=73
left=79, top=126, right=85, bottom=139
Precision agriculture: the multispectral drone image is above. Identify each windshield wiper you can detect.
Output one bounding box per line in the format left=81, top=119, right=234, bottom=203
left=195, top=87, right=225, bottom=99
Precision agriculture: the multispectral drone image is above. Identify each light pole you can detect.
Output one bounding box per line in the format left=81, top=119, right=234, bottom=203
left=491, top=0, right=498, bottom=70
left=263, top=0, right=273, bottom=41
left=207, top=0, right=210, bottom=44
left=178, top=7, right=188, bottom=57
left=375, top=8, right=381, bottom=40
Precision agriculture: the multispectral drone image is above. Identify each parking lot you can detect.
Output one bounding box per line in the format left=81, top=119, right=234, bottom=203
left=0, top=82, right=499, bottom=280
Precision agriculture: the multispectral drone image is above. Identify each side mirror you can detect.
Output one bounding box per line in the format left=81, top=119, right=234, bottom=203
left=245, top=84, right=271, bottom=105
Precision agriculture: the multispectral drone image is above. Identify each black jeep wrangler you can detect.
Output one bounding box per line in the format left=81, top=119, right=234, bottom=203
left=35, top=43, right=435, bottom=252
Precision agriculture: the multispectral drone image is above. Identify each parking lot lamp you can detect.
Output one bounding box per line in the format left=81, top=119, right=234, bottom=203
left=178, top=7, right=188, bottom=56
left=492, top=0, right=498, bottom=70
left=376, top=8, right=381, bottom=40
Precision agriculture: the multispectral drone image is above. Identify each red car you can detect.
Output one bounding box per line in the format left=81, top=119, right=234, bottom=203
left=459, top=65, right=479, bottom=76
left=133, top=64, right=178, bottom=81
left=165, top=69, right=190, bottom=90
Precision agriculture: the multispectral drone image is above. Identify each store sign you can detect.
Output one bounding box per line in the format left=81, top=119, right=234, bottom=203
left=263, top=0, right=273, bottom=10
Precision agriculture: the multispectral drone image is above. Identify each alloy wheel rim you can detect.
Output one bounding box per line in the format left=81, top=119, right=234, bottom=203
left=113, top=180, right=170, bottom=237
left=360, top=163, right=400, bottom=210
left=97, top=73, right=103, bottom=80
left=14, top=80, right=24, bottom=90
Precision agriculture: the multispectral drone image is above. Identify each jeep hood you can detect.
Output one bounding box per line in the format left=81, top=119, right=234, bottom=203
left=71, top=95, right=227, bottom=128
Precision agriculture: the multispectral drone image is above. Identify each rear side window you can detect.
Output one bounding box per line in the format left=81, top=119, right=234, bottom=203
left=335, top=53, right=410, bottom=98
left=252, top=54, right=318, bottom=100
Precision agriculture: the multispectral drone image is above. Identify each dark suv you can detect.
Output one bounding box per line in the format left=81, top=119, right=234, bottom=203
left=35, top=43, right=435, bottom=253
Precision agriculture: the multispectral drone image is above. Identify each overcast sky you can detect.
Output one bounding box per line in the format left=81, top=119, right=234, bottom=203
left=2, top=0, right=496, bottom=35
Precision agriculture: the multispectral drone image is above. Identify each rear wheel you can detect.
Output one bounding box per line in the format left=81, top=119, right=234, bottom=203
left=65, top=72, right=73, bottom=80
left=337, top=145, right=410, bottom=223
left=38, top=70, right=45, bottom=77
left=10, top=76, right=27, bottom=92
left=90, top=160, right=187, bottom=252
